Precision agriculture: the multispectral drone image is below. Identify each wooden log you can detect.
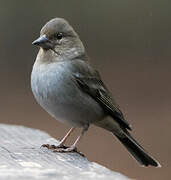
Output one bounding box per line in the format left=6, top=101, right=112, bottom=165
left=0, top=124, right=129, bottom=180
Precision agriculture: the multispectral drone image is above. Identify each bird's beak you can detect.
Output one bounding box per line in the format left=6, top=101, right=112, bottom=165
left=32, top=35, right=53, bottom=50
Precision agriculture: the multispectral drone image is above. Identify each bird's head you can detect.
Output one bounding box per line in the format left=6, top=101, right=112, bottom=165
left=32, top=18, right=86, bottom=61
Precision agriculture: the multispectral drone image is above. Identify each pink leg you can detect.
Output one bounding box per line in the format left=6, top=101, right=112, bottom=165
left=56, top=126, right=88, bottom=152
left=58, top=127, right=75, bottom=147
left=42, top=127, right=75, bottom=149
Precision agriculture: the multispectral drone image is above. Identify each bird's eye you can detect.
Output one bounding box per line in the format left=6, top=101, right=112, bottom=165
left=56, top=32, right=63, bottom=40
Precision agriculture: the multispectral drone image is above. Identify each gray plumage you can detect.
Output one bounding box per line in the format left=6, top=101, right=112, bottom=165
left=31, top=18, right=160, bottom=167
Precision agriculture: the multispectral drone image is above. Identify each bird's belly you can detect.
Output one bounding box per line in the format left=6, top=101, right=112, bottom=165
left=31, top=64, right=104, bottom=127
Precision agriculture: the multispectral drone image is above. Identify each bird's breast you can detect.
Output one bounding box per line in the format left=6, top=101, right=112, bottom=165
left=31, top=62, right=104, bottom=127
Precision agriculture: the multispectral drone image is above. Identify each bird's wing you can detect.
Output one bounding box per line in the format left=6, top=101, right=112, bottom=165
left=72, top=61, right=132, bottom=130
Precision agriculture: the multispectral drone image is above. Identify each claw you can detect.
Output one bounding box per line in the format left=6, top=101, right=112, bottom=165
left=41, top=144, right=66, bottom=149
left=41, top=143, right=85, bottom=157
left=53, top=146, right=76, bottom=152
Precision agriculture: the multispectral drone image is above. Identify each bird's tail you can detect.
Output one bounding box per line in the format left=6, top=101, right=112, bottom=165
left=112, top=131, right=161, bottom=167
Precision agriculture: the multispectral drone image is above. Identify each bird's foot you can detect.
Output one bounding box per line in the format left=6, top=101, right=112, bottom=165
left=41, top=144, right=85, bottom=157
left=41, top=143, right=66, bottom=149
left=53, top=145, right=76, bottom=152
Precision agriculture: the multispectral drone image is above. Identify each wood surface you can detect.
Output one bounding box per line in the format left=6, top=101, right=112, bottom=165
left=0, top=124, right=129, bottom=180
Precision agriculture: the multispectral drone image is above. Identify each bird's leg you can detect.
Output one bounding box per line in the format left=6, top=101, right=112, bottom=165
left=57, top=127, right=75, bottom=147
left=53, top=125, right=89, bottom=153
left=42, top=127, right=75, bottom=149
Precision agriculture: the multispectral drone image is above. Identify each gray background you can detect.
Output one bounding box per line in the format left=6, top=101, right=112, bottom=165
left=0, top=0, right=170, bottom=179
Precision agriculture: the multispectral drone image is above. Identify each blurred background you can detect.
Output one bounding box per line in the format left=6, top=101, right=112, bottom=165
left=0, top=0, right=170, bottom=179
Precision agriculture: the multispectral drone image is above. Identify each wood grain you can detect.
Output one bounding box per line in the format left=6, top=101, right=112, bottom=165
left=0, top=124, right=129, bottom=180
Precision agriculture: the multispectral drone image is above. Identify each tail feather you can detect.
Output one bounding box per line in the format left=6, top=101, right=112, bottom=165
left=113, top=132, right=161, bottom=167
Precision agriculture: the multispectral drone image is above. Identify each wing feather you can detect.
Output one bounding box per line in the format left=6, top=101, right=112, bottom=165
left=73, top=70, right=132, bottom=130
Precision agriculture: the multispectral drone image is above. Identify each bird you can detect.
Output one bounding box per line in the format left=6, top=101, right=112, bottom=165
left=31, top=17, right=160, bottom=167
